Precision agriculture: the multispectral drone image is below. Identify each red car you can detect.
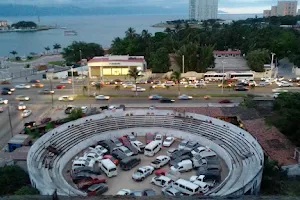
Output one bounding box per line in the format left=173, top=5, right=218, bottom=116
left=219, top=99, right=232, bottom=104
left=102, top=155, right=119, bottom=166
left=118, top=136, right=130, bottom=146
left=155, top=169, right=168, bottom=177
left=77, top=175, right=106, bottom=189
left=118, top=136, right=138, bottom=155
left=56, top=85, right=66, bottom=89
left=146, top=133, right=154, bottom=144
left=1, top=81, right=11, bottom=85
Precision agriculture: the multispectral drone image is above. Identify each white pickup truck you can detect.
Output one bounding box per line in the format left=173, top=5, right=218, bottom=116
left=151, top=155, right=170, bottom=169
left=190, top=175, right=216, bottom=188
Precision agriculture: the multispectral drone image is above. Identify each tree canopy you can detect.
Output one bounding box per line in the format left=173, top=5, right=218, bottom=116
left=246, top=49, right=270, bottom=72
left=11, top=21, right=37, bottom=29
left=62, top=41, right=104, bottom=63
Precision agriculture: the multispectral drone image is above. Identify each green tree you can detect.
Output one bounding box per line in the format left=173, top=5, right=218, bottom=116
left=68, top=109, right=83, bottom=120
left=15, top=56, right=21, bottom=61
left=53, top=43, right=61, bottom=53
left=171, top=71, right=181, bottom=95
left=82, top=86, right=88, bottom=96
left=10, top=51, right=18, bottom=58
left=246, top=49, right=270, bottom=72
left=11, top=21, right=37, bottom=29
left=14, top=186, right=39, bottom=195
left=149, top=47, right=170, bottom=73
left=62, top=41, right=104, bottom=63
left=44, top=46, right=50, bottom=54
left=0, top=166, right=30, bottom=195
left=125, top=27, right=136, bottom=38
left=128, top=68, right=142, bottom=96
left=95, top=83, right=102, bottom=92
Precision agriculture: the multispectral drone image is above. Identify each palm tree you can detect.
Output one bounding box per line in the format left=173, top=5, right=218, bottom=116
left=125, top=27, right=136, bottom=38
left=95, top=83, right=102, bottom=92
left=164, top=27, right=172, bottom=34
left=53, top=43, right=61, bottom=53
left=128, top=68, right=142, bottom=96
left=141, top=29, right=151, bottom=40
left=171, top=71, right=181, bottom=96
left=10, top=51, right=18, bottom=58
left=44, top=46, right=50, bottom=54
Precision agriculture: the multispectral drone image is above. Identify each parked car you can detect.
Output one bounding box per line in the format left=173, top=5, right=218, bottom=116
left=155, top=169, right=168, bottom=177
left=21, top=110, right=32, bottom=118
left=56, top=85, right=66, bottom=89
left=129, top=189, right=156, bottom=197
left=160, top=98, right=175, bottom=103
left=167, top=148, right=178, bottom=156
left=163, top=137, right=175, bottom=147
left=87, top=183, right=108, bottom=196
left=190, top=175, right=216, bottom=188
left=98, top=140, right=117, bottom=154
left=162, top=185, right=183, bottom=197
left=178, top=94, right=193, bottom=100
left=16, top=95, right=30, bottom=101
left=219, top=99, right=232, bottom=104
left=196, top=165, right=221, bottom=179
left=24, top=121, right=36, bottom=128
left=126, top=134, right=137, bottom=142
left=77, top=175, right=106, bottom=189
left=111, top=149, right=128, bottom=160
left=132, top=166, right=154, bottom=181
left=154, top=134, right=163, bottom=144
left=146, top=133, right=154, bottom=144
left=169, top=155, right=192, bottom=167
left=171, top=149, right=192, bottom=160
left=110, top=137, right=123, bottom=147
left=151, top=175, right=173, bottom=187
left=65, top=106, right=76, bottom=114
left=102, top=155, right=119, bottom=166
left=130, top=140, right=145, bottom=153
left=148, top=95, right=163, bottom=100
left=72, top=166, right=101, bottom=176
left=120, top=156, right=141, bottom=171
left=118, top=137, right=138, bottom=155
left=117, top=146, right=133, bottom=157
left=178, top=140, right=189, bottom=150
left=170, top=160, right=193, bottom=172
left=191, top=147, right=208, bottom=156
left=1, top=81, right=11, bottom=85
left=184, top=141, right=200, bottom=151
left=151, top=155, right=170, bottom=169
left=117, top=189, right=131, bottom=196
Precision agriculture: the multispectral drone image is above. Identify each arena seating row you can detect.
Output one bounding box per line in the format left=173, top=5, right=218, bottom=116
left=29, top=111, right=262, bottom=196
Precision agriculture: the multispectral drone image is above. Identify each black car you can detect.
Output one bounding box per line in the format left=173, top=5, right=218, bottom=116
left=65, top=106, right=75, bottom=114
left=111, top=149, right=128, bottom=160
left=29, top=80, right=40, bottom=83
left=160, top=98, right=175, bottom=103
left=97, top=140, right=117, bottom=154
left=87, top=183, right=108, bottom=196
left=235, top=86, right=248, bottom=91
left=72, top=166, right=101, bottom=175
left=24, top=121, right=36, bottom=128
left=170, top=150, right=192, bottom=160
left=120, top=156, right=141, bottom=171
left=2, top=87, right=14, bottom=92
left=169, top=155, right=191, bottom=166
left=1, top=90, right=11, bottom=95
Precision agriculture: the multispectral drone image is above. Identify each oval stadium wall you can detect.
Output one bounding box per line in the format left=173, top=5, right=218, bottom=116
left=27, top=109, right=264, bottom=197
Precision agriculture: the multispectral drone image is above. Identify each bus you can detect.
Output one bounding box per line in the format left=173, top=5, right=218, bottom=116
left=204, top=73, right=226, bottom=81
left=229, top=72, right=254, bottom=80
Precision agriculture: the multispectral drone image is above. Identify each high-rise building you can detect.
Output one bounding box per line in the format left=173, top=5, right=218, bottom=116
left=189, top=0, right=218, bottom=21
left=277, top=1, right=298, bottom=16
left=271, top=6, right=278, bottom=16
left=263, top=10, right=272, bottom=17
left=298, top=9, right=300, bottom=15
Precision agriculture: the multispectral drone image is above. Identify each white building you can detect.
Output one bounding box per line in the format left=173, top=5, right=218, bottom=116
left=277, top=1, right=298, bottom=16
left=189, top=0, right=218, bottom=21
left=298, top=9, right=300, bottom=15
left=87, top=55, right=147, bottom=79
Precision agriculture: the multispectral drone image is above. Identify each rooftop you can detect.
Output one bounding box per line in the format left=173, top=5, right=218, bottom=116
left=88, top=55, right=145, bottom=63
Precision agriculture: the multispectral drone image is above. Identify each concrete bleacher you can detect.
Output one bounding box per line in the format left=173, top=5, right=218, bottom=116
left=27, top=109, right=264, bottom=197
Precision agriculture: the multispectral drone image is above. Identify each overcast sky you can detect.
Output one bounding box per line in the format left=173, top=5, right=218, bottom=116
left=0, top=0, right=299, bottom=14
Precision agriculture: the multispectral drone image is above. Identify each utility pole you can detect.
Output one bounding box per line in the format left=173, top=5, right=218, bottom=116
left=8, top=105, right=13, bottom=138
left=50, top=78, right=54, bottom=108
left=271, top=52, right=276, bottom=78
left=79, top=49, right=83, bottom=80
left=182, top=55, right=185, bottom=73
left=71, top=66, right=75, bottom=95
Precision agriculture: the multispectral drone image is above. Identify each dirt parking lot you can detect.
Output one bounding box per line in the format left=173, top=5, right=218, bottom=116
left=63, top=136, right=229, bottom=196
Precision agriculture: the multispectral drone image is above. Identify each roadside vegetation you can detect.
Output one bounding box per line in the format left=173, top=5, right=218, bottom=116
left=0, top=165, right=39, bottom=195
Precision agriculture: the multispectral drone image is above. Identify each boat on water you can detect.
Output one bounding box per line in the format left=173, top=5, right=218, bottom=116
left=64, top=30, right=77, bottom=36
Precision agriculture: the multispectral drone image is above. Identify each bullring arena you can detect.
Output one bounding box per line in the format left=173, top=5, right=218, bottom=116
left=27, top=108, right=264, bottom=197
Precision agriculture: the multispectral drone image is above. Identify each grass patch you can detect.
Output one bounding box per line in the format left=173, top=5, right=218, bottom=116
left=48, top=61, right=65, bottom=66
left=10, top=56, right=41, bottom=63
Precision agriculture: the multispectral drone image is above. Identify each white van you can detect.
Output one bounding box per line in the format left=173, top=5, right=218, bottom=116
left=170, top=160, right=193, bottom=172
left=144, top=141, right=162, bottom=156
left=192, top=180, right=209, bottom=193
left=199, top=151, right=217, bottom=160
left=173, top=179, right=201, bottom=196
left=99, top=159, right=117, bottom=177
left=72, top=157, right=95, bottom=171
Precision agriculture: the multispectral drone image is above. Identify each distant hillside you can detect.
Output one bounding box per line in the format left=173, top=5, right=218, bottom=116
left=0, top=4, right=188, bottom=16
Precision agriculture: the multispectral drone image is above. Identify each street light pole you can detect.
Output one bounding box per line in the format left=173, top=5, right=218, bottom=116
left=182, top=55, right=185, bottom=73
left=79, top=49, right=83, bottom=80
left=50, top=78, right=54, bottom=108
left=7, top=105, right=13, bottom=138
left=71, top=66, right=75, bottom=95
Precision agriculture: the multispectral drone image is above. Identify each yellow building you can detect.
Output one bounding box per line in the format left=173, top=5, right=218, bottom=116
left=88, top=55, right=147, bottom=79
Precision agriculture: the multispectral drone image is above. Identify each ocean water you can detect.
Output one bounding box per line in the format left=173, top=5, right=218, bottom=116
left=0, top=14, right=262, bottom=57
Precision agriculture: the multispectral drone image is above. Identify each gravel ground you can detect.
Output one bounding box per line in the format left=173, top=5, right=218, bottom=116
left=63, top=136, right=229, bottom=196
